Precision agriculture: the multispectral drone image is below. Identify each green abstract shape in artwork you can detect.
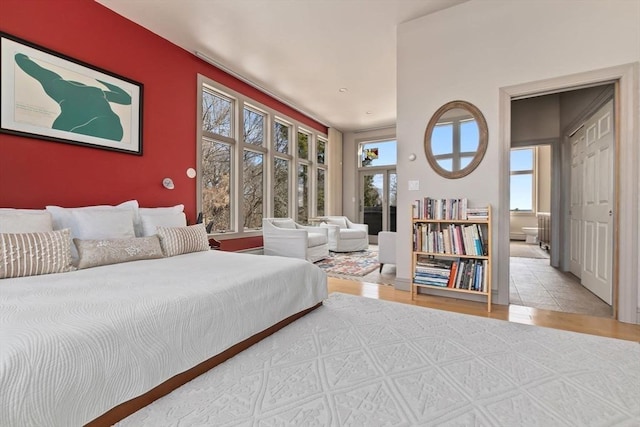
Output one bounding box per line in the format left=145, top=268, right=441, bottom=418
left=15, top=53, right=132, bottom=142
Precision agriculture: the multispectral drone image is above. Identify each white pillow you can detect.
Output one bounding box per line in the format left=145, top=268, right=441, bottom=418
left=46, top=200, right=139, bottom=231
left=71, top=209, right=136, bottom=240
left=136, top=204, right=184, bottom=236
left=0, top=209, right=53, bottom=233
left=140, top=212, right=187, bottom=237
left=46, top=201, right=138, bottom=260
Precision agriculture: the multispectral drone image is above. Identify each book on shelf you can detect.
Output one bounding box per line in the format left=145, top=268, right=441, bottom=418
left=413, top=223, right=487, bottom=256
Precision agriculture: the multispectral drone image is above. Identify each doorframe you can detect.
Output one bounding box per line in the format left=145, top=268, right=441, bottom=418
left=498, top=63, right=639, bottom=324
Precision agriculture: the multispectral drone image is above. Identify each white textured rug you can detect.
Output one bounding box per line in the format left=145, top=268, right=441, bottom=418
left=119, top=293, right=640, bottom=426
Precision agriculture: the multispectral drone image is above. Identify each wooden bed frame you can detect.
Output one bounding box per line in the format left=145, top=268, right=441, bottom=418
left=86, top=302, right=323, bottom=426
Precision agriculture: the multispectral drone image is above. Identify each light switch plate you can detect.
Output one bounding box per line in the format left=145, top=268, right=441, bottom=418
left=408, top=180, right=419, bottom=191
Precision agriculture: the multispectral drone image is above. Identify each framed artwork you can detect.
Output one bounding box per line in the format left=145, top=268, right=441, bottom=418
left=0, top=32, right=143, bottom=155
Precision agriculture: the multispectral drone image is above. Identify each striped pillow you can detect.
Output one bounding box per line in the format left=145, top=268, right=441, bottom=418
left=156, top=224, right=210, bottom=257
left=0, top=229, right=74, bottom=279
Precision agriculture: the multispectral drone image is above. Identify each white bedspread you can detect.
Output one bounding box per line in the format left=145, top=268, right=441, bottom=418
left=0, top=251, right=327, bottom=426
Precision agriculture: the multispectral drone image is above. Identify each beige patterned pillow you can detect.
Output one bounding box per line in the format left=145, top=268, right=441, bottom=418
left=156, top=224, right=210, bottom=257
left=0, top=229, right=74, bottom=279
left=74, top=236, right=164, bottom=269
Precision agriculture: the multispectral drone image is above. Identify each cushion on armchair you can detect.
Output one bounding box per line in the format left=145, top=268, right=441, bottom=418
left=340, top=229, right=367, bottom=240
left=271, top=218, right=297, bottom=229
left=325, top=217, right=348, bottom=229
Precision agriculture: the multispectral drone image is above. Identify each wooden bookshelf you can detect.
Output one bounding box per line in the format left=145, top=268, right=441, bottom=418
left=411, top=201, right=492, bottom=312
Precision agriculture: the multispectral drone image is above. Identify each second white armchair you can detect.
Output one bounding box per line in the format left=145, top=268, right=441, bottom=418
left=320, top=216, right=369, bottom=252
left=262, top=218, right=329, bottom=262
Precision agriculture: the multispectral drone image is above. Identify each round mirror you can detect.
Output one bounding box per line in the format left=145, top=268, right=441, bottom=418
left=424, top=100, right=488, bottom=179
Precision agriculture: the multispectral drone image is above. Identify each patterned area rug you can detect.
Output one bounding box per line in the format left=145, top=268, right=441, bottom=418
left=119, top=293, right=640, bottom=426
left=314, top=250, right=380, bottom=277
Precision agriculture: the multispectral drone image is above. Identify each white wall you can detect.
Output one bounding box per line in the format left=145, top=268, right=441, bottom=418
left=397, top=0, right=639, bottom=315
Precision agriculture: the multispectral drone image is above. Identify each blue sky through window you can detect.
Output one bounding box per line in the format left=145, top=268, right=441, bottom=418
left=510, top=148, right=534, bottom=210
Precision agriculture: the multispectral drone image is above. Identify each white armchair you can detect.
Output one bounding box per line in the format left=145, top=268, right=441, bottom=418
left=320, top=216, right=369, bottom=252
left=378, top=231, right=396, bottom=273
left=262, top=218, right=329, bottom=262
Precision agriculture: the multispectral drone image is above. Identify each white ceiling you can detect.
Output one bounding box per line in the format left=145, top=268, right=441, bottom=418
left=97, top=0, right=467, bottom=132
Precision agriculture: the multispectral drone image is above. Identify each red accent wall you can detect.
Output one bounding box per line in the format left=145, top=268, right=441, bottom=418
left=0, top=0, right=326, bottom=251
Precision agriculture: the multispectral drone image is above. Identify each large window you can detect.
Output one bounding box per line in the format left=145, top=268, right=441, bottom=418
left=198, top=76, right=327, bottom=235
left=510, top=148, right=535, bottom=211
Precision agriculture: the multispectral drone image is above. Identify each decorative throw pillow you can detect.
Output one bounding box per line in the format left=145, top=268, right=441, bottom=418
left=0, top=229, right=74, bottom=279
left=74, top=236, right=164, bottom=269
left=156, top=224, right=210, bottom=257
left=0, top=210, right=53, bottom=233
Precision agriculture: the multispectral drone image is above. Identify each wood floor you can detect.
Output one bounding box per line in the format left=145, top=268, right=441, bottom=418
left=328, top=277, right=640, bottom=342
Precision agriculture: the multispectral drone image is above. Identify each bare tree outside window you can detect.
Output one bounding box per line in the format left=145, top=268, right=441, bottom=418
left=202, top=139, right=231, bottom=231
left=274, top=121, right=289, bottom=154
left=317, top=138, right=326, bottom=164
left=317, top=168, right=325, bottom=216
left=243, top=150, right=264, bottom=228
left=298, top=164, right=309, bottom=224
left=274, top=158, right=289, bottom=218
left=203, top=90, right=232, bottom=137
left=298, top=131, right=309, bottom=159
left=244, top=107, right=264, bottom=146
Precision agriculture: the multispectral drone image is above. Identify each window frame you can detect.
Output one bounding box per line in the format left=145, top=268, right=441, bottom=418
left=197, top=74, right=327, bottom=238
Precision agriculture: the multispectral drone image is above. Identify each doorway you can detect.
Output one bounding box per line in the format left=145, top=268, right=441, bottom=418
left=357, top=139, right=397, bottom=244
left=508, top=85, right=615, bottom=318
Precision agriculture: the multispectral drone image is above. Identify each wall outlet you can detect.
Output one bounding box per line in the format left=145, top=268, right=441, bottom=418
left=408, top=180, right=419, bottom=191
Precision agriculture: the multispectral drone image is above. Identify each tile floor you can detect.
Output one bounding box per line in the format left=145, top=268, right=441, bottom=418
left=509, top=242, right=613, bottom=318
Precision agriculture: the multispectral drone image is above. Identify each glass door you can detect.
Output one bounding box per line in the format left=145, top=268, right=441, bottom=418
left=360, top=169, right=396, bottom=243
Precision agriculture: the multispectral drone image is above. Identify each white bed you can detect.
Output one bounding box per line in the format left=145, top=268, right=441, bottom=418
left=0, top=250, right=327, bottom=426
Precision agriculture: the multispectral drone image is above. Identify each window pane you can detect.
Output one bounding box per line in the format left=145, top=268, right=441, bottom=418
left=317, top=138, right=326, bottom=164
left=511, top=148, right=534, bottom=171
left=243, top=150, right=263, bottom=229
left=437, top=158, right=453, bottom=171
left=460, top=156, right=473, bottom=169
left=317, top=168, right=325, bottom=216
left=243, top=107, right=264, bottom=146
left=511, top=174, right=533, bottom=210
left=460, top=119, right=479, bottom=152
left=202, top=138, right=231, bottom=232
left=431, top=124, right=453, bottom=156
left=360, top=140, right=397, bottom=167
left=298, top=164, right=309, bottom=224
left=274, top=158, right=289, bottom=218
left=298, top=131, right=309, bottom=159
left=274, top=121, right=290, bottom=154
left=202, top=90, right=232, bottom=137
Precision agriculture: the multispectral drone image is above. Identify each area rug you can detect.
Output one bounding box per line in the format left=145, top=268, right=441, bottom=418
left=314, top=249, right=380, bottom=277
left=118, top=293, right=640, bottom=426
left=510, top=241, right=550, bottom=259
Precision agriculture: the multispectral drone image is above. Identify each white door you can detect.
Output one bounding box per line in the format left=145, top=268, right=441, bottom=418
left=581, top=99, right=614, bottom=304
left=569, top=127, right=585, bottom=278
